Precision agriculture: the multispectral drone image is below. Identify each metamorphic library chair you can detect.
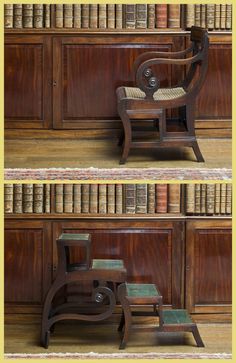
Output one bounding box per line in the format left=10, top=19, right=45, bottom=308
left=116, top=26, right=209, bottom=164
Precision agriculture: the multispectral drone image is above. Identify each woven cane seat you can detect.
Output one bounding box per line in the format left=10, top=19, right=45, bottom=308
left=123, top=86, right=186, bottom=101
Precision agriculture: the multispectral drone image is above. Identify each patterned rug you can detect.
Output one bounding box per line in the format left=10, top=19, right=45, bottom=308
left=4, top=352, right=232, bottom=359
left=4, top=168, right=232, bottom=181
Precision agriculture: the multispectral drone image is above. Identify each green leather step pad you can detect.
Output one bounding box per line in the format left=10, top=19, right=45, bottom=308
left=92, top=259, right=124, bottom=269
left=59, top=233, right=90, bottom=241
left=163, top=310, right=193, bottom=325
left=126, top=283, right=160, bottom=297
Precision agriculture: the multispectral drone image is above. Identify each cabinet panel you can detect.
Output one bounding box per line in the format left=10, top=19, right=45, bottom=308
left=186, top=220, right=232, bottom=313
left=4, top=220, right=52, bottom=312
left=4, top=35, right=52, bottom=129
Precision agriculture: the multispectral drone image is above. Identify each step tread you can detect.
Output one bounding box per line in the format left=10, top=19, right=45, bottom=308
left=92, top=259, right=124, bottom=270
left=126, top=283, right=160, bottom=297
left=163, top=309, right=193, bottom=325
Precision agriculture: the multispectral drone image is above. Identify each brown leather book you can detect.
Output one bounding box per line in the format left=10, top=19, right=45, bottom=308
left=23, top=184, right=33, bottom=213
left=107, top=4, right=115, bottom=29
left=44, top=184, right=51, bottom=213
left=115, top=184, right=123, bottom=214
left=64, top=184, right=73, bottom=213
left=64, top=4, right=73, bottom=28
left=200, top=184, right=206, bottom=214
left=44, top=4, right=50, bottom=28
left=4, top=184, right=13, bottom=213
left=124, top=4, right=136, bottom=29
left=81, top=184, right=90, bottom=213
left=220, top=184, right=226, bottom=214
left=136, top=4, right=147, bottom=29
left=194, top=184, right=201, bottom=214
left=147, top=4, right=155, bottom=29
left=226, top=4, right=232, bottom=30
left=115, top=4, right=123, bottom=29
left=13, top=184, right=23, bottom=214
left=155, top=4, right=167, bottom=28
left=215, top=4, right=221, bottom=29
left=55, top=4, right=63, bottom=28
left=226, top=184, right=232, bottom=215
left=136, top=184, right=147, bottom=214
left=73, top=184, right=81, bottom=213
left=90, top=184, right=98, bottom=214
left=206, top=184, right=215, bottom=215
left=13, top=4, right=22, bottom=29
left=99, top=184, right=107, bottom=214
left=206, top=4, right=215, bottom=30
left=215, top=183, right=221, bottom=214
left=168, top=184, right=181, bottom=214
left=124, top=184, right=136, bottom=214
left=168, top=4, right=180, bottom=28
left=147, top=184, right=155, bottom=214
left=4, top=4, right=13, bottom=28
left=33, top=184, right=44, bottom=213
left=220, top=4, right=226, bottom=30
left=200, top=4, right=206, bottom=28
left=74, top=4, right=81, bottom=28
left=90, top=4, right=98, bottom=28
left=23, top=4, right=33, bottom=28
left=81, top=4, right=89, bottom=28
left=107, top=184, right=115, bottom=214
left=98, top=4, right=106, bottom=29
left=186, top=184, right=195, bottom=214
left=195, top=4, right=201, bottom=27
left=186, top=4, right=195, bottom=29
left=55, top=184, right=64, bottom=213
left=33, top=4, right=43, bottom=28
left=155, top=184, right=168, bottom=213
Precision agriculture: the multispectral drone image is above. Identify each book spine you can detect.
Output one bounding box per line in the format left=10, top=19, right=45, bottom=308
left=33, top=4, right=43, bottom=28
left=136, top=184, right=147, bottom=214
left=23, top=4, right=33, bottom=28
left=90, top=184, right=98, bottom=214
left=124, top=184, right=136, bottom=214
left=168, top=184, right=181, bottom=214
left=195, top=4, right=201, bottom=27
left=107, top=184, right=115, bottom=214
left=44, top=184, right=51, bottom=213
left=155, top=184, right=168, bottom=213
left=226, top=4, right=232, bottom=30
left=55, top=184, right=64, bottom=213
left=206, top=4, right=215, bottom=30
left=73, top=184, right=81, bottom=213
left=33, top=184, right=44, bottom=213
left=147, top=184, right=155, bottom=213
left=64, top=184, right=73, bottom=213
left=90, top=4, right=98, bottom=29
left=155, top=5, right=167, bottom=29
left=136, top=4, right=147, bottom=29
left=82, top=4, right=89, bottom=28
left=115, top=184, right=123, bottom=214
left=200, top=184, right=206, bottom=214
left=220, top=4, right=226, bottom=30
left=200, top=5, right=206, bottom=28
left=220, top=184, right=226, bottom=214
left=215, top=4, right=221, bottom=29
left=4, top=4, right=13, bottom=28
left=186, top=4, right=195, bottom=29
left=64, top=4, right=73, bottom=28
left=23, top=184, right=33, bottom=213
left=206, top=184, right=215, bottom=215
left=194, top=184, right=201, bottom=214
left=186, top=184, right=195, bottom=214
left=13, top=184, right=23, bottom=214
left=13, top=4, right=22, bottom=29
left=168, top=4, right=180, bottom=28
left=107, top=4, right=115, bottom=29
left=226, top=184, right=232, bottom=214
left=124, top=4, right=136, bottom=29
left=215, top=183, right=221, bottom=214
left=4, top=184, right=13, bottom=213
left=98, top=4, right=106, bottom=29
left=115, top=4, right=123, bottom=29
left=44, top=5, right=50, bottom=28
left=74, top=4, right=81, bottom=28
left=55, top=4, right=63, bottom=28
left=147, top=4, right=155, bottom=29
left=81, top=184, right=90, bottom=213
left=99, top=184, right=107, bottom=214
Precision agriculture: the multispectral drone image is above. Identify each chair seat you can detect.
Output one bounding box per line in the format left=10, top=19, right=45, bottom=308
left=123, top=86, right=186, bottom=101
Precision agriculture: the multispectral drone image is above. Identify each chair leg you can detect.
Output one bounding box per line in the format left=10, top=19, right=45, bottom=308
left=119, top=305, right=132, bottom=349
left=192, top=140, right=205, bottom=162
left=118, top=108, right=132, bottom=164
left=118, top=131, right=124, bottom=147
left=192, top=325, right=205, bottom=347
left=118, top=310, right=125, bottom=332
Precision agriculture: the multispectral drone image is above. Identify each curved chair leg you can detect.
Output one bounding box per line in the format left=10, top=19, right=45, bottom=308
left=118, top=131, right=124, bottom=147
left=118, top=310, right=125, bottom=332
left=192, top=325, right=205, bottom=347
left=118, top=108, right=132, bottom=165
left=192, top=141, right=205, bottom=162
left=117, top=284, right=132, bottom=349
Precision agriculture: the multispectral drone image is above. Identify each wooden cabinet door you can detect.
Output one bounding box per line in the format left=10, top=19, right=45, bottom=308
left=186, top=219, right=232, bottom=314
left=53, top=219, right=185, bottom=308
left=53, top=35, right=184, bottom=129
left=5, top=35, right=52, bottom=129
left=4, top=220, right=52, bottom=313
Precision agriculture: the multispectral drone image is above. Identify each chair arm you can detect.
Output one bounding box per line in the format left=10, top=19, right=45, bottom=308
left=136, top=53, right=202, bottom=99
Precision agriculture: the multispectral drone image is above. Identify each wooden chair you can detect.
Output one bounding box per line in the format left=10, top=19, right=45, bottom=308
left=116, top=26, right=209, bottom=164
left=41, top=233, right=127, bottom=348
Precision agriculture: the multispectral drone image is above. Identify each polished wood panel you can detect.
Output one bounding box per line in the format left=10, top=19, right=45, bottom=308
left=4, top=35, right=52, bottom=129
left=186, top=219, right=232, bottom=314
left=4, top=220, right=52, bottom=313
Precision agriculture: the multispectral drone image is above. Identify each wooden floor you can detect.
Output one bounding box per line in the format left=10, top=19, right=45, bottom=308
left=5, top=138, right=231, bottom=169
left=4, top=315, right=231, bottom=354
